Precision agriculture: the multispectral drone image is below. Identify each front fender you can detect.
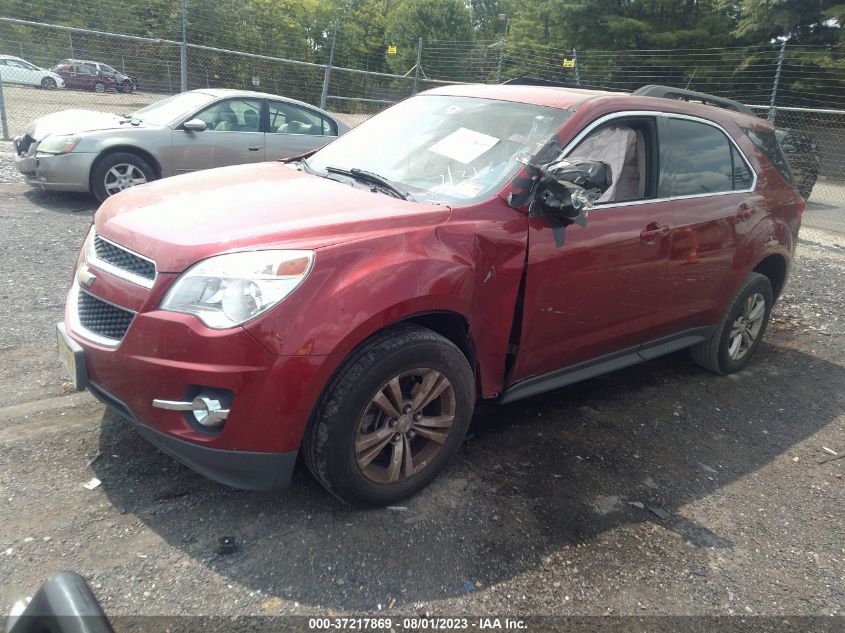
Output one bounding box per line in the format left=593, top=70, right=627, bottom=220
left=244, top=199, right=529, bottom=398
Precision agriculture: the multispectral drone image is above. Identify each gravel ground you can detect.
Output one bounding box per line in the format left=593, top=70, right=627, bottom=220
left=0, top=184, right=842, bottom=624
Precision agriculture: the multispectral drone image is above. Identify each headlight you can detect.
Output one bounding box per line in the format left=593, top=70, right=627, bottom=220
left=36, top=135, right=80, bottom=155
left=82, top=226, right=96, bottom=262
left=160, top=250, right=314, bottom=329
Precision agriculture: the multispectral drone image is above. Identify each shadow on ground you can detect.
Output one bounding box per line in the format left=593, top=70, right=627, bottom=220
left=92, top=342, right=843, bottom=608
left=23, top=188, right=96, bottom=214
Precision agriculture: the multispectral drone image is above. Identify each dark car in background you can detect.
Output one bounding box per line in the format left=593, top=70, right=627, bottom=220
left=52, top=59, right=137, bottom=93
left=777, top=128, right=819, bottom=200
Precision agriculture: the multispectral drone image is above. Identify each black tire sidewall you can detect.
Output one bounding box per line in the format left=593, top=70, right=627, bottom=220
left=91, top=152, right=155, bottom=202
left=41, top=78, right=56, bottom=89
left=319, top=334, right=474, bottom=506
left=716, top=276, right=773, bottom=373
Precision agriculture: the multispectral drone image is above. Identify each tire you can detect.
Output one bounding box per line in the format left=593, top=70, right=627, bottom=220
left=40, top=77, right=57, bottom=89
left=304, top=324, right=475, bottom=507
left=93, top=82, right=105, bottom=93
left=690, top=272, right=773, bottom=375
left=118, top=80, right=134, bottom=94
left=91, top=151, right=156, bottom=202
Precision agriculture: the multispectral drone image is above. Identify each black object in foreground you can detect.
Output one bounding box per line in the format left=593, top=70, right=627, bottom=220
left=7, top=571, right=113, bottom=633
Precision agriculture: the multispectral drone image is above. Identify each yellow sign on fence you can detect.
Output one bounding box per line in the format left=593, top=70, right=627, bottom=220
left=562, top=58, right=575, bottom=68
left=387, top=45, right=397, bottom=55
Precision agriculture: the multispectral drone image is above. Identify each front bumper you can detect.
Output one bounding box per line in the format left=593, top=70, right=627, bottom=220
left=15, top=152, right=95, bottom=192
left=87, top=380, right=298, bottom=490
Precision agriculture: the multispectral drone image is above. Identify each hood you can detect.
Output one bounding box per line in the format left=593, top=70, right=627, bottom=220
left=25, top=109, right=142, bottom=141
left=96, top=162, right=452, bottom=273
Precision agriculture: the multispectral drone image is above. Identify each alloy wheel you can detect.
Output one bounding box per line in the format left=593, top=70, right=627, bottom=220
left=355, top=368, right=456, bottom=484
left=103, top=163, right=147, bottom=195
left=728, top=292, right=766, bottom=360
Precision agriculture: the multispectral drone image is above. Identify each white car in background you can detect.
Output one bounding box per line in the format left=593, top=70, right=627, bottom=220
left=0, top=55, right=65, bottom=89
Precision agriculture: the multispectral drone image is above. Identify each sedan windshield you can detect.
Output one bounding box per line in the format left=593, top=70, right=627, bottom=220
left=307, top=95, right=570, bottom=205
left=130, top=92, right=217, bottom=126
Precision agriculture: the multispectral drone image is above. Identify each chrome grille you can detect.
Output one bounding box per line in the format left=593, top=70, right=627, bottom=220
left=77, top=290, right=135, bottom=341
left=93, top=234, right=155, bottom=282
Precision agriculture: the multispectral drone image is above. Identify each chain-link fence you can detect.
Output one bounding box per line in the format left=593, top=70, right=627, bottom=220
left=0, top=12, right=843, bottom=209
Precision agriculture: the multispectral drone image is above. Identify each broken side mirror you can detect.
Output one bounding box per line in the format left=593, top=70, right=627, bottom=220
left=530, top=158, right=611, bottom=219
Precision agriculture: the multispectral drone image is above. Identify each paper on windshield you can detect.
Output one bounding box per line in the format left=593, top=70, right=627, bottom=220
left=428, top=127, right=500, bottom=164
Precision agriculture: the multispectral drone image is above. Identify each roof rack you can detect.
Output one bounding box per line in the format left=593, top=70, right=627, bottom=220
left=633, top=85, right=755, bottom=117
left=502, top=76, right=609, bottom=91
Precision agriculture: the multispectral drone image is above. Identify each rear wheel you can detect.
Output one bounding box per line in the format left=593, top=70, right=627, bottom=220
left=91, top=152, right=156, bottom=202
left=690, top=272, right=773, bottom=374
left=304, top=325, right=475, bottom=506
left=40, top=77, right=57, bottom=89
left=93, top=82, right=105, bottom=93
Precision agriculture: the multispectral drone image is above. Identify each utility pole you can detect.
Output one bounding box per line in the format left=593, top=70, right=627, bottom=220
left=320, top=25, right=337, bottom=110
left=0, top=74, right=9, bottom=141
left=573, top=48, right=581, bottom=86
left=413, top=37, right=422, bottom=93
left=495, top=43, right=505, bottom=84
left=768, top=39, right=787, bottom=123
left=180, top=0, right=188, bottom=92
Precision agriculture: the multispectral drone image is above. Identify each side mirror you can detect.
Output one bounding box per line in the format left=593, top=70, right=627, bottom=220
left=531, top=158, right=612, bottom=218
left=183, top=119, right=207, bottom=132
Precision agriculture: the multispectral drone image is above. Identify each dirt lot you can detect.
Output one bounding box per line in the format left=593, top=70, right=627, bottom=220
left=0, top=183, right=842, bottom=623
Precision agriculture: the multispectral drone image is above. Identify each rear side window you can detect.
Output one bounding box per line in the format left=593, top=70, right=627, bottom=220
left=731, top=145, right=753, bottom=190
left=662, top=118, right=736, bottom=196
left=746, top=128, right=795, bottom=186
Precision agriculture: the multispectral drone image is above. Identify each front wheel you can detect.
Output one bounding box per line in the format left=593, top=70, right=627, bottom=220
left=41, top=77, right=57, bottom=89
left=93, top=82, right=105, bottom=93
left=690, top=272, right=773, bottom=374
left=304, top=325, right=475, bottom=506
left=91, top=152, right=156, bottom=202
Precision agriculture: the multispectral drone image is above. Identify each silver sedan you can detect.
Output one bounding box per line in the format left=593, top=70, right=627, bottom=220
left=14, top=89, right=350, bottom=201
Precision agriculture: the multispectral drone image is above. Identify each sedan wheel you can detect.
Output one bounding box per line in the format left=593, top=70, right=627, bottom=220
left=94, top=82, right=105, bottom=93
left=103, top=163, right=147, bottom=196
left=355, top=368, right=456, bottom=484
left=41, top=77, right=57, bottom=89
left=91, top=152, right=157, bottom=202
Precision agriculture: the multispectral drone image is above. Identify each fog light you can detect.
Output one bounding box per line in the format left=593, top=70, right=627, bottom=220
left=152, top=391, right=231, bottom=429
left=191, top=396, right=228, bottom=427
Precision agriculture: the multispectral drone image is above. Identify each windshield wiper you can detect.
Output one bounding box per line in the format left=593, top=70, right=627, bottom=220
left=324, top=166, right=415, bottom=201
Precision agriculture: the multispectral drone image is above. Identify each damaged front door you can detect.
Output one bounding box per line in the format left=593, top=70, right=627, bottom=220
left=507, top=115, right=674, bottom=384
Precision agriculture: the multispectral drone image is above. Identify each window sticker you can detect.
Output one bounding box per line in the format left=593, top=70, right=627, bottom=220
left=428, top=127, right=500, bottom=164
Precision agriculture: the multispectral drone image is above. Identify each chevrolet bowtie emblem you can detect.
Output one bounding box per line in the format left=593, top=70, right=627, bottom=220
left=76, top=264, right=96, bottom=288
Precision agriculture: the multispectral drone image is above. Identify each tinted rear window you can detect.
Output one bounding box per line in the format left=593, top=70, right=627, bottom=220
left=746, top=128, right=795, bottom=186
left=663, top=118, right=734, bottom=196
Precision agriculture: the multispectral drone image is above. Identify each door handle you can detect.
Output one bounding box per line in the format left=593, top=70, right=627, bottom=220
left=737, top=203, right=756, bottom=220
left=248, top=146, right=262, bottom=151
left=640, top=222, right=670, bottom=242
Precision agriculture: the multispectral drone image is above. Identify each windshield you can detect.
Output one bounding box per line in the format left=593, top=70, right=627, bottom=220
left=307, top=95, right=571, bottom=205
left=130, top=91, right=217, bottom=126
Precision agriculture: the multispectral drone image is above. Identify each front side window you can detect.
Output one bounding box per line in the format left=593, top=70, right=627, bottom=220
left=567, top=119, right=654, bottom=203
left=307, top=95, right=570, bottom=205
left=268, top=101, right=336, bottom=136
left=663, top=118, right=736, bottom=197
left=194, top=99, right=262, bottom=132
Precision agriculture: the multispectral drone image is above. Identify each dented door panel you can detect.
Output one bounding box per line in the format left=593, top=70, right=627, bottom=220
left=507, top=200, right=674, bottom=383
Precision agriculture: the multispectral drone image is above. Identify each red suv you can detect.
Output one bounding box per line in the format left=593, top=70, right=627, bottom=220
left=57, top=84, right=803, bottom=506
